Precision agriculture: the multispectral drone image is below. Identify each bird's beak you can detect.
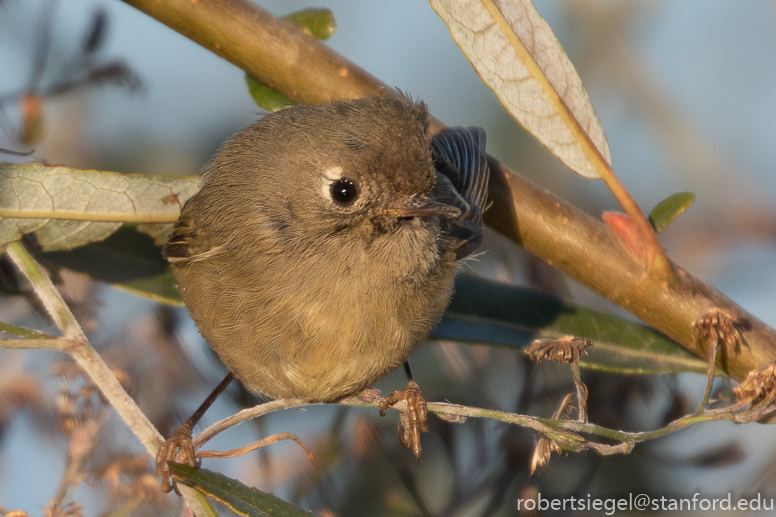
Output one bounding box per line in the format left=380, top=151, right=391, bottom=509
left=376, top=197, right=461, bottom=220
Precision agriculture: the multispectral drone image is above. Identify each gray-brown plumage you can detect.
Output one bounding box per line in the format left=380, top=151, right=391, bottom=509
left=163, top=95, right=488, bottom=403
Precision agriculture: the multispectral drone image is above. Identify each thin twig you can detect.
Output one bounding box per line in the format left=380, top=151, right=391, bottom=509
left=698, top=337, right=719, bottom=413
left=6, top=242, right=161, bottom=449
left=198, top=432, right=314, bottom=467
left=3, top=242, right=214, bottom=515
left=0, top=337, right=79, bottom=350
left=569, top=362, right=588, bottom=422
left=188, top=391, right=769, bottom=466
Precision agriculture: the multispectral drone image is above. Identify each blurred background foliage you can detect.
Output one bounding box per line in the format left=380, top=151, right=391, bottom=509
left=2, top=1, right=776, bottom=516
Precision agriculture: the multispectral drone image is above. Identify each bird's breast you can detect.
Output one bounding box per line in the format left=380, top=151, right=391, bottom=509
left=176, top=221, right=458, bottom=402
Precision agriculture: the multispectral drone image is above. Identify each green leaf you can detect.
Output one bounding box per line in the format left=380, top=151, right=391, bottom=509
left=116, top=269, right=180, bottom=305
left=42, top=224, right=182, bottom=305
left=245, top=75, right=298, bottom=113
left=170, top=463, right=312, bottom=517
left=245, top=8, right=336, bottom=112
left=0, top=162, right=200, bottom=251
left=282, top=8, right=336, bottom=40
left=436, top=275, right=707, bottom=374
left=0, top=321, right=56, bottom=339
left=648, top=191, right=695, bottom=232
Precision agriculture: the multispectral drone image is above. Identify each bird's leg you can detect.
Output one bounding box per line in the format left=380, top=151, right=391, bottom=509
left=156, top=372, right=235, bottom=493
left=379, top=361, right=428, bottom=460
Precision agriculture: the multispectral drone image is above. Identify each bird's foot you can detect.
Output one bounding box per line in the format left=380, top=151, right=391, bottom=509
left=155, top=423, right=198, bottom=494
left=379, top=380, right=428, bottom=459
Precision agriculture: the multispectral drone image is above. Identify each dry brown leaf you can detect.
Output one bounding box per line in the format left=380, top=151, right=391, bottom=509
left=430, top=0, right=610, bottom=178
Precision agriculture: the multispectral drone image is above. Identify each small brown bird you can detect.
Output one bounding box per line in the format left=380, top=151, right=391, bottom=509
left=158, top=95, right=488, bottom=489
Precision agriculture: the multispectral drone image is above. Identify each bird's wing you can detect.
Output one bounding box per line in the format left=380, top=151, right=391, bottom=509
left=162, top=209, right=225, bottom=264
left=430, top=127, right=490, bottom=260
left=430, top=126, right=489, bottom=227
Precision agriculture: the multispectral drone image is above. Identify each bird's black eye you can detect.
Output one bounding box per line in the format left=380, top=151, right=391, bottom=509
left=330, top=178, right=359, bottom=206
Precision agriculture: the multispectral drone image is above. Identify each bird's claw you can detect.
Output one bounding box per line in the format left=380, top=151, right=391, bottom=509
left=379, top=380, right=428, bottom=459
left=155, top=424, right=198, bottom=494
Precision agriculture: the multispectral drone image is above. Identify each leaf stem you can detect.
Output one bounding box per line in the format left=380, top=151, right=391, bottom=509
left=599, top=171, right=674, bottom=281
left=0, top=209, right=180, bottom=223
